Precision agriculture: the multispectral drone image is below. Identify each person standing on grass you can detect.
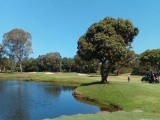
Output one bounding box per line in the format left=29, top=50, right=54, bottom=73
left=128, top=73, right=131, bottom=83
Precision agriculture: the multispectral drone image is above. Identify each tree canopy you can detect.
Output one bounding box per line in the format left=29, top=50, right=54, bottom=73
left=3, top=28, right=33, bottom=73
left=77, top=17, right=139, bottom=83
left=37, top=52, right=61, bottom=72
left=140, top=49, right=160, bottom=71
left=114, top=50, right=139, bottom=75
left=74, top=54, right=98, bottom=73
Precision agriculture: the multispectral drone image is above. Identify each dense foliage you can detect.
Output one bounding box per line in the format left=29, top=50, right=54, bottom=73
left=139, top=49, right=160, bottom=71
left=113, top=50, right=139, bottom=75
left=37, top=52, right=61, bottom=72
left=0, top=49, right=159, bottom=75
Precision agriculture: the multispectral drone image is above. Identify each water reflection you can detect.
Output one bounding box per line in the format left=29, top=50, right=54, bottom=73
left=6, top=108, right=28, bottom=120
left=44, top=84, right=76, bottom=97
left=0, top=80, right=30, bottom=120
left=0, top=80, right=101, bottom=120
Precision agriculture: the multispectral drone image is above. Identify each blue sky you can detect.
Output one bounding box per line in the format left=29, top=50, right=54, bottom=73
left=0, top=0, right=160, bottom=58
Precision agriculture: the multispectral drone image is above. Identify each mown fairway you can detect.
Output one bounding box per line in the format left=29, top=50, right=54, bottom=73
left=1, top=72, right=160, bottom=120
left=0, top=72, right=99, bottom=83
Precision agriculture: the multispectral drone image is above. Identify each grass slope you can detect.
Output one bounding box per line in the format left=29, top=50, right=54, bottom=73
left=74, top=75, right=160, bottom=112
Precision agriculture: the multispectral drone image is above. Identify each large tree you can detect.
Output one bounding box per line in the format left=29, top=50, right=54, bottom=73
left=77, top=17, right=139, bottom=83
left=3, top=28, right=33, bottom=73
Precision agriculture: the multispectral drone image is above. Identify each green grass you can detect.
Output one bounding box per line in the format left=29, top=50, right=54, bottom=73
left=75, top=76, right=160, bottom=112
left=0, top=72, right=99, bottom=83
left=52, top=112, right=160, bottom=120
left=1, top=72, right=160, bottom=120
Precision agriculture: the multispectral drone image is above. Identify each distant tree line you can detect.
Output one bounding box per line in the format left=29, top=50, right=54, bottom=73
left=0, top=49, right=160, bottom=75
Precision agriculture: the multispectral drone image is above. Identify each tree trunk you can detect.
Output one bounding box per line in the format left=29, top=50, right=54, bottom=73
left=11, top=58, right=15, bottom=73
left=80, top=66, right=83, bottom=73
left=69, top=66, right=71, bottom=72
left=19, top=59, right=22, bottom=73
left=88, top=68, right=90, bottom=74
left=100, top=63, right=106, bottom=83
left=3, top=66, right=5, bottom=71
left=59, top=60, right=61, bottom=72
left=100, top=62, right=112, bottom=83
left=116, top=69, right=120, bottom=76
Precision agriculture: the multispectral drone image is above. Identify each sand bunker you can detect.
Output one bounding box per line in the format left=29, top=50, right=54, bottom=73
left=45, top=72, right=54, bottom=74
left=77, top=73, right=88, bottom=76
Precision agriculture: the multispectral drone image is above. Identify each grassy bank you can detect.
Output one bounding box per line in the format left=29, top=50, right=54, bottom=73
left=74, top=75, right=160, bottom=112
left=0, top=72, right=99, bottom=84
left=1, top=72, right=160, bottom=119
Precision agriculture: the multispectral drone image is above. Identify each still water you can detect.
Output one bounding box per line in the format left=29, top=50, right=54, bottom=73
left=0, top=80, right=102, bottom=120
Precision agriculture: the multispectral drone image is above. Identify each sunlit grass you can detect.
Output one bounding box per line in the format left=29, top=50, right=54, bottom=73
left=0, top=72, right=100, bottom=83
left=75, top=74, right=160, bottom=112
left=53, top=112, right=160, bottom=120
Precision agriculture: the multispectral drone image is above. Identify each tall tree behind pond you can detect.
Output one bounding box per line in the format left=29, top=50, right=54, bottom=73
left=3, top=28, right=33, bottom=73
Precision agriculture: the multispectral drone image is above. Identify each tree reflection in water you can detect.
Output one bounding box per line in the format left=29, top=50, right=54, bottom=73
left=0, top=80, right=101, bottom=119
left=0, top=80, right=30, bottom=120
left=44, top=83, right=77, bottom=97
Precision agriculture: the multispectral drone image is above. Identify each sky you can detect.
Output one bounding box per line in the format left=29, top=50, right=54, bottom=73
left=0, top=0, right=160, bottom=58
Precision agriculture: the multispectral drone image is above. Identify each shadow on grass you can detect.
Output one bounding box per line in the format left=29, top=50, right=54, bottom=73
left=88, top=75, right=100, bottom=77
left=88, top=74, right=116, bottom=77
left=81, top=81, right=110, bottom=86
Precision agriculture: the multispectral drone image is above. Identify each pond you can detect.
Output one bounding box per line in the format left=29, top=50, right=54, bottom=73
left=0, top=80, right=111, bottom=120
